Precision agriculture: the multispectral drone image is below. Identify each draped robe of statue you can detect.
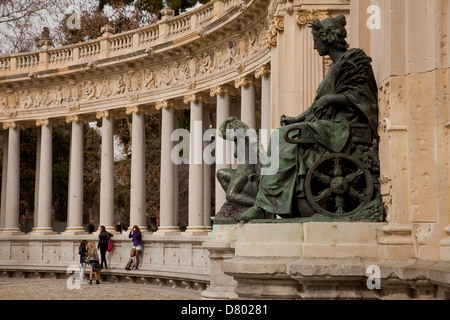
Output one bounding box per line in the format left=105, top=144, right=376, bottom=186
left=257, top=48, right=378, bottom=215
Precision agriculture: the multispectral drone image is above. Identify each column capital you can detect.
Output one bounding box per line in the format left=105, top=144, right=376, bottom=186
left=295, top=9, right=329, bottom=26
left=155, top=100, right=181, bottom=111
left=3, top=121, right=16, bottom=130
left=66, top=115, right=83, bottom=124
left=183, top=92, right=210, bottom=105
left=235, top=74, right=260, bottom=89
left=126, top=105, right=145, bottom=115
left=96, top=110, right=111, bottom=120
left=255, top=62, right=271, bottom=78
left=36, top=119, right=50, bottom=127
left=210, top=84, right=238, bottom=97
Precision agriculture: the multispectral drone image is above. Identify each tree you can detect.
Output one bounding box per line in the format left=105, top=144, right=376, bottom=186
left=0, top=0, right=73, bottom=54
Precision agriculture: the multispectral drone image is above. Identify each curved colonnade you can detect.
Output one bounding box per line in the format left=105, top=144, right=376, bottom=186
left=0, top=0, right=273, bottom=290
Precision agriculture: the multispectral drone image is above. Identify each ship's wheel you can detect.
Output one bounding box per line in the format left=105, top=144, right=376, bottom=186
left=305, top=153, right=373, bottom=217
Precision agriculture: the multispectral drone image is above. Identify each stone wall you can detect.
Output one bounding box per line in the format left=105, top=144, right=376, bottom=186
left=0, top=233, right=210, bottom=290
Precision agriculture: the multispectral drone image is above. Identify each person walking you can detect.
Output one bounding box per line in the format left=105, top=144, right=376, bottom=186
left=98, top=225, right=113, bottom=269
left=128, top=225, right=142, bottom=271
left=78, top=240, right=89, bottom=285
left=88, top=241, right=100, bottom=285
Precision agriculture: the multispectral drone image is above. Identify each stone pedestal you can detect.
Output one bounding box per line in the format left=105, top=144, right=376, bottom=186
left=221, top=221, right=386, bottom=299
left=201, top=224, right=239, bottom=300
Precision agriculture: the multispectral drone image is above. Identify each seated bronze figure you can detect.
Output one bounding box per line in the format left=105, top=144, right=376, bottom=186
left=217, top=15, right=384, bottom=223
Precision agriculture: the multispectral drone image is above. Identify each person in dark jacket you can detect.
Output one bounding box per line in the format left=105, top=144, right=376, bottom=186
left=97, top=225, right=113, bottom=269
left=78, top=240, right=88, bottom=285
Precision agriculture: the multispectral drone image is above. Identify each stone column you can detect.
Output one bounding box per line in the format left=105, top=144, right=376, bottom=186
left=184, top=93, right=208, bottom=235
left=33, top=133, right=41, bottom=229
left=0, top=131, right=8, bottom=230
left=255, top=63, right=272, bottom=151
left=235, top=75, right=257, bottom=130
left=210, top=85, right=236, bottom=213
left=155, top=101, right=180, bottom=235
left=203, top=109, right=213, bottom=230
left=65, top=116, right=86, bottom=234
left=96, top=111, right=115, bottom=233
left=33, top=119, right=56, bottom=235
left=2, top=122, right=21, bottom=234
left=127, top=106, right=147, bottom=231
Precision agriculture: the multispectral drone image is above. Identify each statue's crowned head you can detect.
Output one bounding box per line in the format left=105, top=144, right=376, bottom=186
left=309, top=15, right=349, bottom=52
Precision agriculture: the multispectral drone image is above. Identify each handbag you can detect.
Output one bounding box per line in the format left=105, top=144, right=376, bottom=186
left=107, top=239, right=114, bottom=252
left=92, top=261, right=102, bottom=271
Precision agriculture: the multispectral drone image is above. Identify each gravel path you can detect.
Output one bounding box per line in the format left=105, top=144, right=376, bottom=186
left=0, top=277, right=201, bottom=300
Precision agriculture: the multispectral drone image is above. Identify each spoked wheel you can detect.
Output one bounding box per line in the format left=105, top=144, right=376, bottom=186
left=305, top=153, right=373, bottom=218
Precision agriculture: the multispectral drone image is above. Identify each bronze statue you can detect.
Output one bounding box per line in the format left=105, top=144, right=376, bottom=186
left=229, top=15, right=384, bottom=223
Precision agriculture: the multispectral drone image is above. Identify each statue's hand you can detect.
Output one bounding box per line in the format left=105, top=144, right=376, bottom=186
left=280, top=115, right=296, bottom=126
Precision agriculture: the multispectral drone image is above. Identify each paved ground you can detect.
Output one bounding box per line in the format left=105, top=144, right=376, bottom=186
left=0, top=277, right=201, bottom=300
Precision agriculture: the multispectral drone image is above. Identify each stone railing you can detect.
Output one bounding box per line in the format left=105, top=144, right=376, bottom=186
left=0, top=0, right=244, bottom=76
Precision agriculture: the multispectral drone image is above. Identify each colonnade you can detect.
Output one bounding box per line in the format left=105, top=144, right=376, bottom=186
left=0, top=66, right=271, bottom=236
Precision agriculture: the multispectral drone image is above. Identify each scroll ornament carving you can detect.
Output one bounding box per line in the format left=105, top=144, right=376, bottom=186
left=3, top=121, right=16, bottom=130
left=235, top=75, right=257, bottom=88
left=296, top=9, right=329, bottom=26
left=210, top=84, right=238, bottom=97
left=36, top=118, right=50, bottom=127
left=96, top=110, right=111, bottom=119
left=255, top=62, right=271, bottom=78
left=66, top=115, right=81, bottom=124
left=183, top=92, right=210, bottom=104
left=155, top=100, right=181, bottom=111
left=266, top=14, right=284, bottom=48
left=126, top=106, right=144, bottom=115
